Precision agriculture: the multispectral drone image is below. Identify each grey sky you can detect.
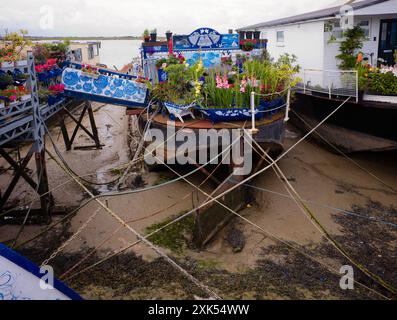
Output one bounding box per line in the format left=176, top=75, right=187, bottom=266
left=0, top=0, right=348, bottom=36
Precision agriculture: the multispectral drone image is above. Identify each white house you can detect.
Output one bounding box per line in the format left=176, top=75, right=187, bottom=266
left=237, top=0, right=397, bottom=73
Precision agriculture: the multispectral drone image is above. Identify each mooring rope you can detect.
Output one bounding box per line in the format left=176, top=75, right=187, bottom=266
left=44, top=147, right=222, bottom=300
left=243, top=131, right=397, bottom=295
left=290, top=109, right=397, bottom=193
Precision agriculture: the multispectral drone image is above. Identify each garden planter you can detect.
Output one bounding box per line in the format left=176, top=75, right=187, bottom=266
left=245, top=31, right=253, bottom=39
left=150, top=33, right=157, bottom=42
left=1, top=61, right=15, bottom=68
left=15, top=60, right=28, bottom=67
left=21, top=94, right=31, bottom=101
left=48, top=95, right=61, bottom=106
left=81, top=71, right=100, bottom=79
left=166, top=32, right=173, bottom=41
left=197, top=98, right=285, bottom=123
left=253, top=31, right=261, bottom=40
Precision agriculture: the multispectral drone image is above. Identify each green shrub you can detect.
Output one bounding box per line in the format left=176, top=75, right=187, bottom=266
left=368, top=72, right=397, bottom=96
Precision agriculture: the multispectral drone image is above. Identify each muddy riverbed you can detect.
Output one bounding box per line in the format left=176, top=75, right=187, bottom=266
left=0, top=102, right=396, bottom=299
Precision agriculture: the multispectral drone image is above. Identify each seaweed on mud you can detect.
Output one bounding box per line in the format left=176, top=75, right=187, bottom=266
left=13, top=200, right=396, bottom=300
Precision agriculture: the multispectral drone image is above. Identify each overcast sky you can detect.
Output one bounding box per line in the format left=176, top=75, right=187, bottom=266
left=0, top=0, right=350, bottom=37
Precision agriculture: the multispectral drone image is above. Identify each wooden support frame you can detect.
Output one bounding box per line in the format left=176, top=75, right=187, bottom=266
left=59, top=101, right=103, bottom=151
left=0, top=144, right=53, bottom=223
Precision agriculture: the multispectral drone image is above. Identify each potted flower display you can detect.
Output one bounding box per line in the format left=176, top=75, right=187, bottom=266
left=48, top=84, right=65, bottom=106
left=241, top=40, right=256, bottom=52
left=0, top=52, right=16, bottom=68
left=0, top=87, right=18, bottom=106
left=81, top=64, right=100, bottom=78
left=17, top=86, right=31, bottom=101
left=0, top=73, right=13, bottom=90
left=0, top=30, right=31, bottom=68
left=150, top=29, right=157, bottom=42
left=166, top=30, right=173, bottom=41
left=148, top=52, right=300, bottom=124
left=143, top=29, right=150, bottom=42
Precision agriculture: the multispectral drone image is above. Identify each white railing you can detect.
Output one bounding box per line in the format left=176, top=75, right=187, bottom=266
left=296, top=69, right=358, bottom=103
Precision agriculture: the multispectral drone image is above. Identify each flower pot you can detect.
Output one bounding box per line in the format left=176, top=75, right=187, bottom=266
left=245, top=31, right=253, bottom=39
left=15, top=60, right=28, bottom=67
left=150, top=33, right=157, bottom=42
left=48, top=95, right=61, bottom=106
left=1, top=61, right=15, bottom=68
left=253, top=31, right=261, bottom=40
left=238, top=31, right=246, bottom=40
left=166, top=32, right=173, bottom=41
left=81, top=71, right=100, bottom=79
left=21, top=94, right=31, bottom=101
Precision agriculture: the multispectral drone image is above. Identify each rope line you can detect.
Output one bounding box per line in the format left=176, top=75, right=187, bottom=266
left=44, top=147, right=222, bottom=300
left=290, top=109, right=397, bottom=193
left=243, top=132, right=397, bottom=295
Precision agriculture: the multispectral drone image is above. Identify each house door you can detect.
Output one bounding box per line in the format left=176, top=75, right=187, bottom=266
left=378, top=19, right=397, bottom=65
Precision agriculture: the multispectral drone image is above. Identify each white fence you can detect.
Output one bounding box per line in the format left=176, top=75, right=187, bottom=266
left=295, top=69, right=358, bottom=102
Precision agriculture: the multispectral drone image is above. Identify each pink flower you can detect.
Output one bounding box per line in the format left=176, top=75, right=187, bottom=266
left=9, top=95, right=17, bottom=102
left=240, top=79, right=247, bottom=93
left=216, top=75, right=223, bottom=88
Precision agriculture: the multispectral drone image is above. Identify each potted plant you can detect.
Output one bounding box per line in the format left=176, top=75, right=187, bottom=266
left=253, top=30, right=261, bottom=40
left=0, top=87, right=18, bottom=106
left=166, top=30, right=173, bottom=41
left=143, top=29, right=150, bottom=42
left=17, top=86, right=31, bottom=101
left=0, top=30, right=31, bottom=68
left=150, top=29, right=157, bottom=42
left=241, top=40, right=255, bottom=52
left=245, top=31, right=253, bottom=39
left=0, top=73, right=13, bottom=90
left=48, top=84, right=65, bottom=105
left=0, top=52, right=16, bottom=68
left=81, top=64, right=100, bottom=78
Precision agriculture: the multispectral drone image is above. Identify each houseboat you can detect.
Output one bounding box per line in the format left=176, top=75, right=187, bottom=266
left=238, top=0, right=397, bottom=153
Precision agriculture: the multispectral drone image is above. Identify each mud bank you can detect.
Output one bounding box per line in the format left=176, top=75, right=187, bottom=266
left=1, top=103, right=396, bottom=299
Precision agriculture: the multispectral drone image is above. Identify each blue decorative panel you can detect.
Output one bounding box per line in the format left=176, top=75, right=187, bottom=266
left=182, top=51, right=222, bottom=69
left=143, top=44, right=169, bottom=59
left=173, top=28, right=239, bottom=51
left=62, top=68, right=148, bottom=107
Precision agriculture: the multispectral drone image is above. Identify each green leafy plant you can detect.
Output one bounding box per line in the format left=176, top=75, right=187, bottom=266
left=336, top=26, right=366, bottom=70
left=367, top=71, right=397, bottom=96
left=0, top=29, right=31, bottom=62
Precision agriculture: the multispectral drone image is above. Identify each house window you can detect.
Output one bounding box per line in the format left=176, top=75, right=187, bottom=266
left=276, top=31, right=284, bottom=43
left=357, top=20, right=370, bottom=38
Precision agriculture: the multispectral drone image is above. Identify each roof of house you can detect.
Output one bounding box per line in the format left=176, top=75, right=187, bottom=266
left=237, top=0, right=389, bottom=30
